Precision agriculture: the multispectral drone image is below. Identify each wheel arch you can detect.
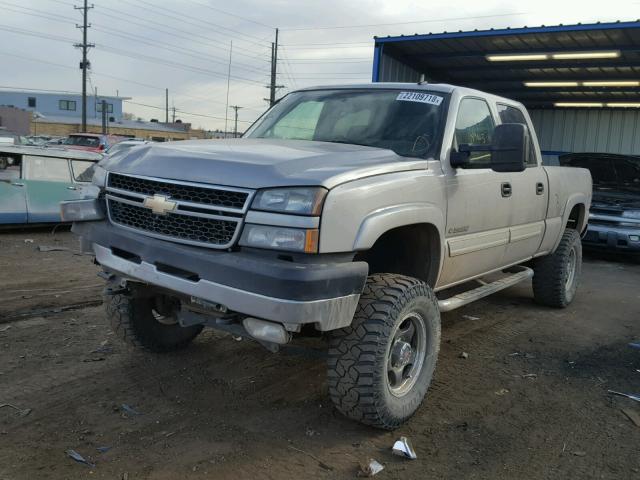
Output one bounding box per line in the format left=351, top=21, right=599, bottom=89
left=353, top=205, right=444, bottom=287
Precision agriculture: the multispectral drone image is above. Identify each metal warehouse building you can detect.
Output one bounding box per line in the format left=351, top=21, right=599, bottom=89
left=372, top=20, right=640, bottom=155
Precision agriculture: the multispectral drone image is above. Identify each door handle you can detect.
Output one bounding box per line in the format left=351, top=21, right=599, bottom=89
left=10, top=182, right=24, bottom=187
left=67, top=186, right=77, bottom=190
left=536, top=182, right=545, bottom=195
left=501, top=182, right=512, bottom=197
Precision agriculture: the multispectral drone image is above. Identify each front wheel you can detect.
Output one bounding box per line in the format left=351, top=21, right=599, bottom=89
left=327, top=274, right=441, bottom=430
left=532, top=228, right=582, bottom=308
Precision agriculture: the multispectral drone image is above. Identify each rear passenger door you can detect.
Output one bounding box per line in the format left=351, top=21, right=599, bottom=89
left=496, top=104, right=548, bottom=263
left=0, top=155, right=27, bottom=224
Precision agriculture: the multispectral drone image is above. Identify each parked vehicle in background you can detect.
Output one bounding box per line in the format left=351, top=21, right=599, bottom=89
left=65, top=83, right=592, bottom=429
left=558, top=152, right=640, bottom=254
left=62, top=133, right=126, bottom=153
left=0, top=145, right=102, bottom=225
left=105, top=139, right=150, bottom=156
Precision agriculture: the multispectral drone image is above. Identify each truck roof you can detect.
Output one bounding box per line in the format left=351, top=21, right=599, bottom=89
left=295, top=82, right=525, bottom=109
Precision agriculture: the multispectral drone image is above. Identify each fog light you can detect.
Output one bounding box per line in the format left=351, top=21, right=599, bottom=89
left=630, top=235, right=640, bottom=242
left=60, top=199, right=104, bottom=222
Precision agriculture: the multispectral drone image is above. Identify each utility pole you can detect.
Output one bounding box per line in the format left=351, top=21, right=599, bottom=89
left=74, top=0, right=94, bottom=132
left=265, top=29, right=284, bottom=106
left=101, top=99, right=107, bottom=134
left=172, top=106, right=176, bottom=123
left=269, top=28, right=279, bottom=106
left=224, top=41, right=232, bottom=138
left=230, top=105, right=242, bottom=137
left=165, top=88, right=169, bottom=123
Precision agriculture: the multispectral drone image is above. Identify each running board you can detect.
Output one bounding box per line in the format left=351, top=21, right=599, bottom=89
left=437, top=266, right=534, bottom=312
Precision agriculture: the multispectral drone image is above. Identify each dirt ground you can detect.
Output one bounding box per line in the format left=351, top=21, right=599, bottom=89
left=0, top=229, right=639, bottom=480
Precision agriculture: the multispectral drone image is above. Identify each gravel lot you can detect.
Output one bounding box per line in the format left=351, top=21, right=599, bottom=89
left=1, top=229, right=639, bottom=480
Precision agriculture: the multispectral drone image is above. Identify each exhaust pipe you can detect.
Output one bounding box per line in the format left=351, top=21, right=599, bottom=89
left=242, top=317, right=291, bottom=345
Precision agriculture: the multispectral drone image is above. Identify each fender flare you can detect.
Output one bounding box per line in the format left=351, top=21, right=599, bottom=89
left=353, top=203, right=446, bottom=279
left=552, top=193, right=589, bottom=251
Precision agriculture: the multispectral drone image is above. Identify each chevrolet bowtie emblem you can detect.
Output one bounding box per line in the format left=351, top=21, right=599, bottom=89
left=143, top=194, right=177, bottom=215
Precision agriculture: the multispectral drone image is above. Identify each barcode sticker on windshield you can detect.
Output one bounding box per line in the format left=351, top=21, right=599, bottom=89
left=396, top=92, right=443, bottom=105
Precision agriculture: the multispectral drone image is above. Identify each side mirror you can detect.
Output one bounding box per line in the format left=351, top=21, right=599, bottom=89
left=490, top=123, right=528, bottom=173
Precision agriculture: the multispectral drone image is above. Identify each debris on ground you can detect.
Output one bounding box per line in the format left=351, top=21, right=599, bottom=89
left=629, top=342, right=640, bottom=350
left=305, top=426, right=319, bottom=437
left=232, top=335, right=243, bottom=342
left=91, top=340, right=114, bottom=354
left=0, top=325, right=11, bottom=333
left=459, top=352, right=469, bottom=359
left=37, top=245, right=71, bottom=253
left=522, top=373, right=538, bottom=379
left=96, top=446, right=112, bottom=453
left=572, top=451, right=587, bottom=457
left=0, top=403, right=32, bottom=417
left=462, top=315, right=480, bottom=321
left=287, top=445, right=333, bottom=471
left=621, top=409, right=640, bottom=428
left=495, top=388, right=510, bottom=396
left=392, top=436, right=417, bottom=460
left=608, top=390, right=640, bottom=402
left=120, top=404, right=142, bottom=416
left=66, top=449, right=95, bottom=467
left=23, top=239, right=33, bottom=244
left=358, top=458, right=384, bottom=477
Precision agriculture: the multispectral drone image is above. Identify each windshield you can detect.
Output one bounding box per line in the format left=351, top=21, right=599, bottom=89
left=245, top=89, right=447, bottom=159
left=64, top=135, right=100, bottom=147
left=560, top=154, right=640, bottom=191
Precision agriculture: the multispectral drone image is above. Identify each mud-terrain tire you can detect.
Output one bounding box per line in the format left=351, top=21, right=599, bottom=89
left=106, top=292, right=202, bottom=353
left=532, top=229, right=582, bottom=308
left=327, top=274, right=441, bottom=429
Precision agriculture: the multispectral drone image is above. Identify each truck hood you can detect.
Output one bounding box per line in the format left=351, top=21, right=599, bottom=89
left=100, top=138, right=428, bottom=189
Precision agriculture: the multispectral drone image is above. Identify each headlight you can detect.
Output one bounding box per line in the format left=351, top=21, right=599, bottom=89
left=92, top=164, right=108, bottom=187
left=622, top=210, right=640, bottom=219
left=60, top=199, right=105, bottom=222
left=240, top=224, right=319, bottom=253
left=252, top=187, right=327, bottom=215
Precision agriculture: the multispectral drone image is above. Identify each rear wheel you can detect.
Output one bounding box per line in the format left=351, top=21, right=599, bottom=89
left=106, top=288, right=202, bottom=352
left=532, top=229, right=582, bottom=308
left=327, top=274, right=441, bottom=430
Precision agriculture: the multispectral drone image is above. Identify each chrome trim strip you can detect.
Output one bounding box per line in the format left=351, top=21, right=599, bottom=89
left=106, top=197, right=243, bottom=250
left=590, top=213, right=640, bottom=225
left=94, top=244, right=359, bottom=330
left=106, top=195, right=241, bottom=222
left=106, top=186, right=247, bottom=215
left=245, top=210, right=320, bottom=228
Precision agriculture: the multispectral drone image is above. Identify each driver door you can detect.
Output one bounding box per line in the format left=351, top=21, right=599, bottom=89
left=437, top=97, right=513, bottom=288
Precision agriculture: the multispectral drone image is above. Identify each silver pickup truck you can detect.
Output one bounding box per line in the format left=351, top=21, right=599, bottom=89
left=64, top=83, right=592, bottom=429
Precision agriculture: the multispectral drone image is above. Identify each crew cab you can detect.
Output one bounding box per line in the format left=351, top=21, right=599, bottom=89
left=64, top=83, right=592, bottom=429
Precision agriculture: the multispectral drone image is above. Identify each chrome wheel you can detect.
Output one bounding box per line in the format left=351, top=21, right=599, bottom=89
left=565, top=246, right=577, bottom=294
left=386, top=312, right=427, bottom=397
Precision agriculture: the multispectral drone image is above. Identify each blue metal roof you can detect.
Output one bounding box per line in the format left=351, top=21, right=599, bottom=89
left=372, top=20, right=640, bottom=108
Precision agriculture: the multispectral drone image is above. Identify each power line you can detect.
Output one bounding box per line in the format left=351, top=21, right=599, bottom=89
left=119, top=0, right=271, bottom=46
left=181, top=0, right=274, bottom=29
left=123, top=100, right=255, bottom=124
left=280, top=11, right=527, bottom=31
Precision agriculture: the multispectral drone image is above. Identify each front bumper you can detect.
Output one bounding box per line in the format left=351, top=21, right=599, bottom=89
left=582, top=224, right=640, bottom=253
left=74, top=221, right=368, bottom=331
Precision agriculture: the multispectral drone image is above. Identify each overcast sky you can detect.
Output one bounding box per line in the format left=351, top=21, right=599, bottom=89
left=0, top=0, right=637, bottom=131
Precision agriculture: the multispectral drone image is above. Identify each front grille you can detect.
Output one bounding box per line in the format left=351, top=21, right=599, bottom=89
left=109, top=200, right=237, bottom=245
left=108, top=173, right=248, bottom=209
left=105, top=173, right=253, bottom=248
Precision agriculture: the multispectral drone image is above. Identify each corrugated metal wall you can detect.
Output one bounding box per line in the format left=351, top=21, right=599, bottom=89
left=529, top=109, right=640, bottom=155
left=379, top=54, right=421, bottom=83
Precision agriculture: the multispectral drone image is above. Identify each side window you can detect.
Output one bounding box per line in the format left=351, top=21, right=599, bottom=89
left=267, top=101, right=323, bottom=140
left=23, top=156, right=72, bottom=182
left=453, top=98, right=495, bottom=168
left=0, top=155, right=21, bottom=181
left=497, top=104, right=537, bottom=166
left=71, top=160, right=95, bottom=182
